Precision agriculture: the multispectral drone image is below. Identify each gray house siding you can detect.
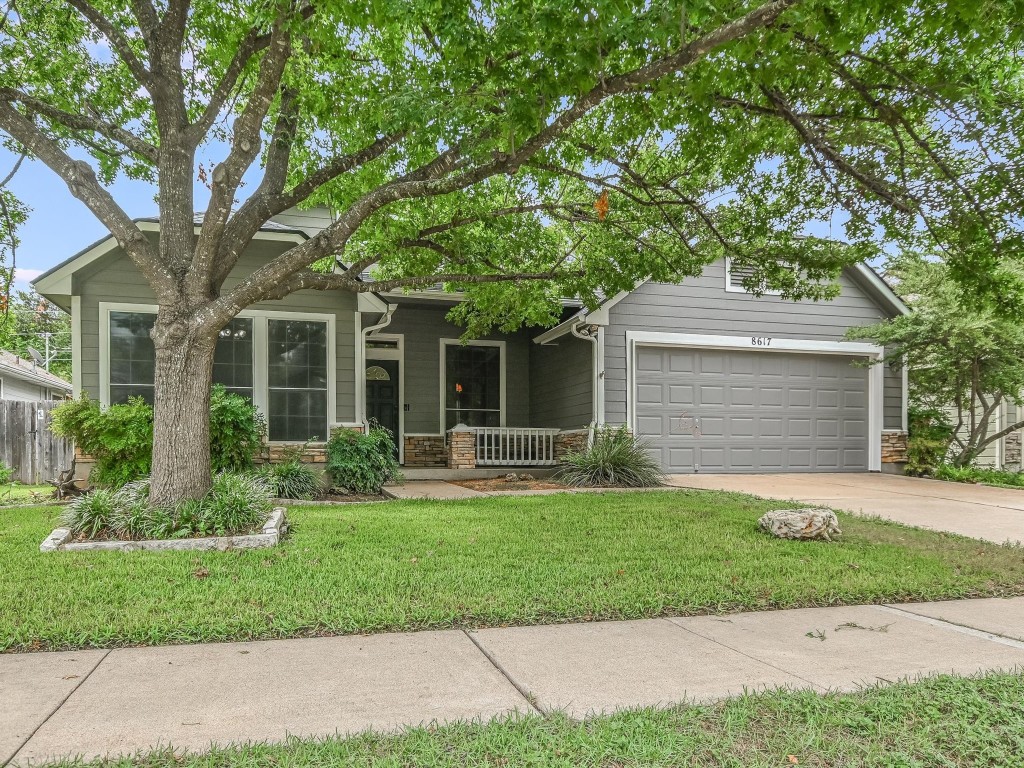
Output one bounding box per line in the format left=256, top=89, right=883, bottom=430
left=381, top=303, right=531, bottom=434
left=74, top=236, right=358, bottom=423
left=529, top=334, right=593, bottom=430
left=604, top=260, right=904, bottom=430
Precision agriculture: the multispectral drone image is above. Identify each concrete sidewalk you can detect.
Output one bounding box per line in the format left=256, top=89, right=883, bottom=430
left=5, top=597, right=1024, bottom=765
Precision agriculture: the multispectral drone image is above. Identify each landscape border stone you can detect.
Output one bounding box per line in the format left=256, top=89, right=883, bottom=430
left=39, top=507, right=288, bottom=553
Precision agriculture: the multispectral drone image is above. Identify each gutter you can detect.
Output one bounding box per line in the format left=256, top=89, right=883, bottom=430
left=355, top=305, right=396, bottom=426
left=0, top=360, right=72, bottom=392
left=571, top=322, right=605, bottom=429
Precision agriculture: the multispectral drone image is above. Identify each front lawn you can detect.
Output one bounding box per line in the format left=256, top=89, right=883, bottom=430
left=45, top=673, right=1024, bottom=767
left=3, top=489, right=1024, bottom=652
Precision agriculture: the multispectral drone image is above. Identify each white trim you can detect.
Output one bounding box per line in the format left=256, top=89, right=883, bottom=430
left=901, top=363, right=909, bottom=433
left=357, top=292, right=390, bottom=313
left=0, top=377, right=3, bottom=399
left=71, top=295, right=82, bottom=397
left=724, top=256, right=783, bottom=296
left=853, top=263, right=910, bottom=316
left=98, top=301, right=336, bottom=439
left=624, top=330, right=885, bottom=472
left=532, top=312, right=586, bottom=345
left=365, top=332, right=405, bottom=464
left=439, top=338, right=506, bottom=434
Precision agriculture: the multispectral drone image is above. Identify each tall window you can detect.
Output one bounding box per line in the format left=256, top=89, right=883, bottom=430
left=444, top=343, right=501, bottom=430
left=109, top=311, right=156, bottom=404
left=268, top=319, right=329, bottom=441
left=214, top=317, right=254, bottom=400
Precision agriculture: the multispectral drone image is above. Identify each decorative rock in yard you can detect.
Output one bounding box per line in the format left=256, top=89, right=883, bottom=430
left=518, top=473, right=535, bottom=481
left=504, top=473, right=519, bottom=482
left=40, top=507, right=289, bottom=553
left=758, top=508, right=842, bottom=541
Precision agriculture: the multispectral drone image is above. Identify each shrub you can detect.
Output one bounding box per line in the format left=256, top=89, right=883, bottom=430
left=59, top=472, right=273, bottom=540
left=556, top=426, right=665, bottom=488
left=934, top=465, right=1024, bottom=488
left=51, top=395, right=153, bottom=487
left=905, top=407, right=954, bottom=477
left=0, top=461, right=13, bottom=485
left=326, top=424, right=401, bottom=494
left=209, top=385, right=266, bottom=472
left=51, top=387, right=266, bottom=487
left=262, top=444, right=323, bottom=500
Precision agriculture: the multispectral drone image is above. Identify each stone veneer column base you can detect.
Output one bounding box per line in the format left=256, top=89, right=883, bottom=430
left=553, top=429, right=590, bottom=463
left=447, top=426, right=476, bottom=469
left=881, top=431, right=909, bottom=467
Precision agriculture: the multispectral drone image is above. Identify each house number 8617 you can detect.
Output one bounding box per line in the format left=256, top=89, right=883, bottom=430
left=751, top=336, right=772, bottom=347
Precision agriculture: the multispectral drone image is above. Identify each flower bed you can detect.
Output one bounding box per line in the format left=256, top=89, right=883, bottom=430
left=41, top=507, right=287, bottom=552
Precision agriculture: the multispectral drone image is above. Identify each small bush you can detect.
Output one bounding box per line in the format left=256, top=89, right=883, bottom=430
left=556, top=426, right=665, bottom=488
left=0, top=461, right=14, bottom=485
left=59, top=472, right=273, bottom=540
left=51, top=387, right=266, bottom=487
left=210, top=385, right=266, bottom=472
left=262, top=446, right=323, bottom=500
left=905, top=406, right=954, bottom=477
left=326, top=424, right=401, bottom=494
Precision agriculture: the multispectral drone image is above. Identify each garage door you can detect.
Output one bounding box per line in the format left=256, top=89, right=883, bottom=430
left=635, top=346, right=869, bottom=473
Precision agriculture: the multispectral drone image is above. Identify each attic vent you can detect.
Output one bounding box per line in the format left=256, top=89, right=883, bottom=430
left=727, top=261, right=757, bottom=290
left=725, top=258, right=783, bottom=296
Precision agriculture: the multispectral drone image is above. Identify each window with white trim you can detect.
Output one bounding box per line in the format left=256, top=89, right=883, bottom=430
left=103, top=308, right=331, bottom=441
left=443, top=342, right=502, bottom=430
left=267, top=318, right=329, bottom=441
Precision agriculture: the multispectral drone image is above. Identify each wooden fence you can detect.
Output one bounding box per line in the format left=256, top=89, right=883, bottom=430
left=0, top=400, right=74, bottom=484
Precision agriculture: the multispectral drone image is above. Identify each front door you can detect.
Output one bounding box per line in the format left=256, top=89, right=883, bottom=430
left=366, top=359, right=400, bottom=456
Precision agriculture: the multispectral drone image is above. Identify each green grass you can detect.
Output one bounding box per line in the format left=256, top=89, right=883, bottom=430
left=3, top=489, right=1024, bottom=652
left=0, top=483, right=53, bottom=506
left=46, top=673, right=1024, bottom=767
left=933, top=464, right=1024, bottom=489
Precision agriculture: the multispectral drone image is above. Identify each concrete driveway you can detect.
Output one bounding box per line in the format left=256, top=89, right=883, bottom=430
left=666, top=473, right=1024, bottom=545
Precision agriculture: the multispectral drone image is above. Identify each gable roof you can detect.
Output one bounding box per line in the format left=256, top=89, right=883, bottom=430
left=0, top=351, right=72, bottom=392
left=32, top=218, right=310, bottom=305
left=532, top=263, right=909, bottom=345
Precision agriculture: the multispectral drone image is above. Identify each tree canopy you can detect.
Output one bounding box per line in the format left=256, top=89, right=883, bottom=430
left=852, top=255, right=1024, bottom=467
left=1, top=0, right=1022, bottom=501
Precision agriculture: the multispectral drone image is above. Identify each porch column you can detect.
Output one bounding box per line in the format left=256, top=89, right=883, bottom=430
left=447, top=424, right=477, bottom=469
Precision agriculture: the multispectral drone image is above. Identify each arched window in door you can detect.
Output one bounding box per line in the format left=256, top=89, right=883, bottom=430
left=366, top=365, right=391, bottom=381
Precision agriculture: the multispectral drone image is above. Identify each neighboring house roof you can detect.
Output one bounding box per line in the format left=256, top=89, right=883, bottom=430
left=0, top=350, right=72, bottom=393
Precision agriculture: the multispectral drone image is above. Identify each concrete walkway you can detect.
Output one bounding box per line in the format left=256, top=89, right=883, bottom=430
left=5, top=597, right=1024, bottom=765
left=667, top=473, right=1024, bottom=545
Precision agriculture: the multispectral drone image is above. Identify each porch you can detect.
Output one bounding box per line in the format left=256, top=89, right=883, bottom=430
left=359, top=296, right=596, bottom=470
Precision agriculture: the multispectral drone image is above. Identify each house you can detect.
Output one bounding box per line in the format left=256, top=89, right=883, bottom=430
left=32, top=208, right=910, bottom=475
left=0, top=350, right=72, bottom=401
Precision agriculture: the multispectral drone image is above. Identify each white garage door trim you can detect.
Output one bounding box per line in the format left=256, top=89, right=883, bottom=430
left=624, top=331, right=885, bottom=472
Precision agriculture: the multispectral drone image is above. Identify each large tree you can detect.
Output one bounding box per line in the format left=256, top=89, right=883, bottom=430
left=0, top=0, right=1021, bottom=503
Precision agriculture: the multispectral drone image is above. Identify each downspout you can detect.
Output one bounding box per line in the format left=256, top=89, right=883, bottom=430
left=357, top=305, right=396, bottom=427
left=571, top=322, right=605, bottom=444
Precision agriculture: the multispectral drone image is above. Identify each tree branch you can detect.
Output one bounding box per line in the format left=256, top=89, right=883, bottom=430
left=66, top=0, right=151, bottom=87
left=0, top=101, right=169, bottom=295
left=0, top=88, right=158, bottom=162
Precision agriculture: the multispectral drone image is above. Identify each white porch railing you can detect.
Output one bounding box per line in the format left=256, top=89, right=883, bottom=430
left=474, top=427, right=560, bottom=466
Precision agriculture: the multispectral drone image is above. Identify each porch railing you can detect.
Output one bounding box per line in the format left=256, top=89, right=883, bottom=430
left=474, top=427, right=560, bottom=466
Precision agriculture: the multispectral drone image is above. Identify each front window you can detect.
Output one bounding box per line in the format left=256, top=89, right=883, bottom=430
left=444, top=343, right=501, bottom=430
left=105, top=310, right=330, bottom=442
left=108, top=311, right=156, bottom=404
left=268, top=319, right=329, bottom=441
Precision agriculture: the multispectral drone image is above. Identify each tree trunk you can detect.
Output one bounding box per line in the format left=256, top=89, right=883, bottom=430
left=149, top=310, right=218, bottom=506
